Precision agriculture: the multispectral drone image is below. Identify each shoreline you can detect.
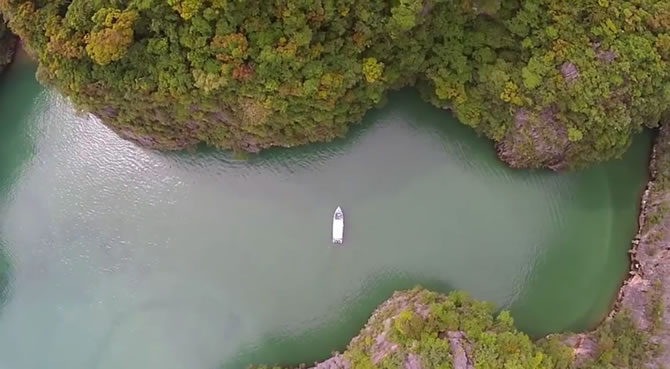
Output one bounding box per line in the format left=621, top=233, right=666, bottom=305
left=562, top=124, right=670, bottom=366
left=610, top=137, right=658, bottom=322
left=12, top=41, right=33, bottom=65
left=254, top=128, right=669, bottom=369
left=0, top=37, right=662, bottom=365
left=573, top=130, right=659, bottom=336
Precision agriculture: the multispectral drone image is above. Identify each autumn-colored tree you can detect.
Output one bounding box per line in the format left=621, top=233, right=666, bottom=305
left=0, top=0, right=668, bottom=168
left=85, top=9, right=137, bottom=66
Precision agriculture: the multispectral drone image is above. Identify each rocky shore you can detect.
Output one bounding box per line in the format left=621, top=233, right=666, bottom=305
left=255, top=126, right=670, bottom=369
left=0, top=15, right=16, bottom=74
left=559, top=124, right=670, bottom=367
left=258, top=288, right=547, bottom=369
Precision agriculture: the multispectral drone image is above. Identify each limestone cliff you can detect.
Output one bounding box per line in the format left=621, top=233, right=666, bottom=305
left=0, top=15, right=15, bottom=74
left=558, top=124, right=670, bottom=368
left=254, top=127, right=670, bottom=369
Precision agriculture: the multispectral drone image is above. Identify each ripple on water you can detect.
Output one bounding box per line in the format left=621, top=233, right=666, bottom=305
left=0, top=74, right=652, bottom=369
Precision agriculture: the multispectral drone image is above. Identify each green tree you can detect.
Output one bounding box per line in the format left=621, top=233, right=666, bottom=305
left=1, top=0, right=668, bottom=168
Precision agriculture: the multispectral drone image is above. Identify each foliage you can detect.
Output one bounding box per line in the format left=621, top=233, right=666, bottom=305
left=1, top=0, right=669, bottom=166
left=252, top=288, right=660, bottom=369
left=85, top=9, right=137, bottom=66
left=423, top=0, right=670, bottom=167
left=254, top=288, right=572, bottom=369
left=362, top=58, right=384, bottom=84
left=0, top=0, right=422, bottom=151
left=648, top=279, right=665, bottom=335
left=581, top=310, right=656, bottom=369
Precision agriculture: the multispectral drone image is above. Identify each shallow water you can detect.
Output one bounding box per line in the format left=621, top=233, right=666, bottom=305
left=0, top=61, right=651, bottom=369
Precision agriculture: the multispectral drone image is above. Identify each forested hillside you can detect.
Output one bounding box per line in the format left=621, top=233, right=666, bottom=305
left=1, top=0, right=669, bottom=168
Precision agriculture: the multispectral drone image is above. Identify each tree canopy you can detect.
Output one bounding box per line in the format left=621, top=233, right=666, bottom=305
left=1, top=0, right=669, bottom=167
left=253, top=288, right=656, bottom=369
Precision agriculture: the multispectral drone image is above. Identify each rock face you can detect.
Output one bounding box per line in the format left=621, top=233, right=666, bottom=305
left=496, top=107, right=570, bottom=170
left=560, top=124, right=670, bottom=367
left=0, top=16, right=16, bottom=73
left=346, top=290, right=433, bottom=366
left=295, top=290, right=460, bottom=369
left=256, top=288, right=550, bottom=369
left=559, top=333, right=599, bottom=367
left=255, top=127, right=670, bottom=369
left=308, top=354, right=350, bottom=369
left=444, top=331, right=473, bottom=369
left=611, top=124, right=670, bottom=367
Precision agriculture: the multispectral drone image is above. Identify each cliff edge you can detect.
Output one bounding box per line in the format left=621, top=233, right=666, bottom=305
left=558, top=124, right=670, bottom=368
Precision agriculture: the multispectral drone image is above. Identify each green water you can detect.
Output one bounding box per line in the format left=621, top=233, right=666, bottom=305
left=0, top=61, right=651, bottom=369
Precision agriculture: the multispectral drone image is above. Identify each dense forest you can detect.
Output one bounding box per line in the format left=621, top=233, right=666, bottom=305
left=254, top=288, right=656, bottom=369
left=1, top=0, right=669, bottom=168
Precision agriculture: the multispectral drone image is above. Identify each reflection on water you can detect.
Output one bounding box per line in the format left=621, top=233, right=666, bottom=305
left=0, top=61, right=652, bottom=369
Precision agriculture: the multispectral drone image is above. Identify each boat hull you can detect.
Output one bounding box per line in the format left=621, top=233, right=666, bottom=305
left=332, top=207, right=344, bottom=244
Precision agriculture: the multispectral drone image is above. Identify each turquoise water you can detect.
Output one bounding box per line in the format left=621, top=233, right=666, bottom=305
left=0, top=61, right=651, bottom=369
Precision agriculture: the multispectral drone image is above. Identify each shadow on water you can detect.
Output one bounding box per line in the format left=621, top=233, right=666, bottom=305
left=0, top=61, right=654, bottom=367
left=0, top=61, right=43, bottom=311
left=165, top=88, right=652, bottom=345
left=0, top=62, right=42, bottom=201
left=241, top=88, right=564, bottom=184
left=165, top=112, right=373, bottom=175
left=577, top=130, right=653, bottom=329
left=220, top=275, right=454, bottom=369
left=167, top=89, right=566, bottom=197
left=168, top=91, right=436, bottom=159
left=508, top=131, right=653, bottom=338
left=604, top=131, right=654, bottom=211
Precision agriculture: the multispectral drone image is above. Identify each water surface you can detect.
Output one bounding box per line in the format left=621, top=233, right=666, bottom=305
left=0, top=61, right=651, bottom=369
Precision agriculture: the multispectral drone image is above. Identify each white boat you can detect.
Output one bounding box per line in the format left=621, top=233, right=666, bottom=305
left=332, top=207, right=344, bottom=244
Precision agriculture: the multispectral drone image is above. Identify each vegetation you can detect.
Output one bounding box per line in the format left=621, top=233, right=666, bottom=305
left=252, top=288, right=659, bottom=369
left=0, top=0, right=668, bottom=166
left=648, top=279, right=665, bottom=335
left=580, top=312, right=656, bottom=369
left=423, top=0, right=670, bottom=168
